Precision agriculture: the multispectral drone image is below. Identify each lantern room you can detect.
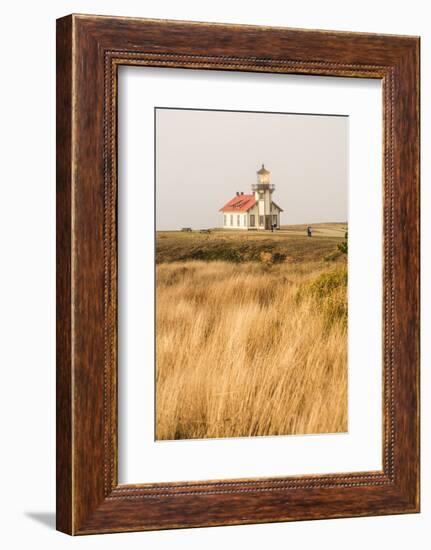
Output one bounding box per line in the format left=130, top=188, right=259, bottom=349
left=257, top=164, right=270, bottom=185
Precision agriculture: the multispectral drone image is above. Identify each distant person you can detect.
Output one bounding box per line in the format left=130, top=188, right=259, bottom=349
left=271, top=223, right=274, bottom=233
left=307, top=226, right=312, bottom=237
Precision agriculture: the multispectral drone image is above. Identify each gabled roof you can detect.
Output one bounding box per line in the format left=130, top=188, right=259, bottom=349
left=272, top=201, right=284, bottom=212
left=219, top=194, right=257, bottom=213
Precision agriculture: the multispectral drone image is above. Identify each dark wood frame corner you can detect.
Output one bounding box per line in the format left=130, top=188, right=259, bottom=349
left=56, top=14, right=420, bottom=535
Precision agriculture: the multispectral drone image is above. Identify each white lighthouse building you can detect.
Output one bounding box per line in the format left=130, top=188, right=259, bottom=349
left=219, top=165, right=283, bottom=230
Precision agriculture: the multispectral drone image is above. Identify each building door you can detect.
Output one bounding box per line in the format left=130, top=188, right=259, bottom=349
left=265, top=215, right=271, bottom=230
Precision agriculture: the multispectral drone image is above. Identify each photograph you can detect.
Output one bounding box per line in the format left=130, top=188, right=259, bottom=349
left=155, top=107, right=349, bottom=441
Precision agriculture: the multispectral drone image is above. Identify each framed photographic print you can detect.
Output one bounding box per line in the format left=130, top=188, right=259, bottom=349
left=56, top=14, right=420, bottom=535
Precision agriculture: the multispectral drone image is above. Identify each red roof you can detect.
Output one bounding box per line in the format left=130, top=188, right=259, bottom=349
left=219, top=194, right=256, bottom=213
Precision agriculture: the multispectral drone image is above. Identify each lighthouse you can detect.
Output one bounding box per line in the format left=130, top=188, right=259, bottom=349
left=219, top=164, right=283, bottom=230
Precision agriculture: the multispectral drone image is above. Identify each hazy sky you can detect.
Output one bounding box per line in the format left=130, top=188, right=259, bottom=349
left=155, top=108, right=348, bottom=230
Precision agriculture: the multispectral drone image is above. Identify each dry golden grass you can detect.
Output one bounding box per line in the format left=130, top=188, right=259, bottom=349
left=155, top=257, right=348, bottom=440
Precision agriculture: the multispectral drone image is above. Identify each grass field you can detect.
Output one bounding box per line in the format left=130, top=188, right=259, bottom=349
left=155, top=224, right=348, bottom=440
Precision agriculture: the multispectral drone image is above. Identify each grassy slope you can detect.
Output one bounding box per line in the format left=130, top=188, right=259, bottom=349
left=156, top=223, right=347, bottom=264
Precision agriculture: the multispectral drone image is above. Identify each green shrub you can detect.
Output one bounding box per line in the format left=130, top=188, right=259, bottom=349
left=337, top=230, right=348, bottom=254
left=272, top=252, right=287, bottom=264
left=298, top=265, right=348, bottom=329
left=337, top=241, right=348, bottom=254
left=188, top=247, right=242, bottom=263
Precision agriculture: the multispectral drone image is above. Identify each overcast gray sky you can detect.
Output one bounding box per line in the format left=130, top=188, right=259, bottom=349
left=155, top=108, right=347, bottom=230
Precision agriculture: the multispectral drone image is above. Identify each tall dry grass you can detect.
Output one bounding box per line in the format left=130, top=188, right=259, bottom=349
left=155, top=259, right=347, bottom=440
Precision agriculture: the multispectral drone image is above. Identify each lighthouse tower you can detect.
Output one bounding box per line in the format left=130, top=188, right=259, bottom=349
left=252, top=164, right=275, bottom=230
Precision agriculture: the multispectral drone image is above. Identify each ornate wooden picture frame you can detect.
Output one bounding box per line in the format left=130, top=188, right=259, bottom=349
left=56, top=14, right=420, bottom=535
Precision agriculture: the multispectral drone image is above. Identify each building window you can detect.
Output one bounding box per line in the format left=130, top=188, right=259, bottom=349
left=259, top=215, right=264, bottom=226
left=250, top=214, right=255, bottom=227
left=243, top=215, right=246, bottom=226
left=224, top=215, right=226, bottom=226
left=237, top=215, right=240, bottom=226
left=273, top=215, right=277, bottom=227
left=230, top=214, right=233, bottom=226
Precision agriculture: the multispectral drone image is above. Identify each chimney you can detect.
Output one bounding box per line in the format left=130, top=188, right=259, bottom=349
left=236, top=191, right=240, bottom=196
